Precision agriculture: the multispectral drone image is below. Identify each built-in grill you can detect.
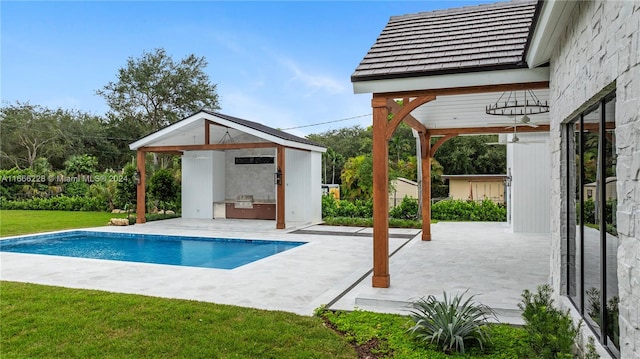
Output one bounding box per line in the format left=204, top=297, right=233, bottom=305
left=234, top=195, right=254, bottom=209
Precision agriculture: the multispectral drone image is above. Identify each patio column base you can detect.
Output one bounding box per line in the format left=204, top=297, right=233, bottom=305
left=372, top=275, right=390, bottom=288
left=422, top=232, right=431, bottom=241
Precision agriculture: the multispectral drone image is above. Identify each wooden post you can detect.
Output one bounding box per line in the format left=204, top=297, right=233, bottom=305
left=136, top=149, right=146, bottom=224
left=372, top=96, right=390, bottom=288
left=204, top=121, right=210, bottom=145
left=276, top=145, right=286, bottom=229
left=420, top=132, right=431, bottom=241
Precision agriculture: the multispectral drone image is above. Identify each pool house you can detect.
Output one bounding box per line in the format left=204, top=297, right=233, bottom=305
left=129, top=110, right=326, bottom=229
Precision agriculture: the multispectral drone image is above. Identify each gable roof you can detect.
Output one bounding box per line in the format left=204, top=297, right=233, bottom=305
left=129, top=110, right=326, bottom=152
left=200, top=110, right=322, bottom=148
left=352, top=0, right=539, bottom=82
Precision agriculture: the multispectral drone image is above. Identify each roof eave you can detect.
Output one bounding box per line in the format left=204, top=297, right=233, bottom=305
left=129, top=111, right=326, bottom=153
left=525, top=0, right=578, bottom=68
left=351, top=63, right=528, bottom=83
left=352, top=66, right=550, bottom=95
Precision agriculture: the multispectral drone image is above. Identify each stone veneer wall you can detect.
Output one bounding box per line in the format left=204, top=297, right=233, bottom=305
left=548, top=1, right=639, bottom=357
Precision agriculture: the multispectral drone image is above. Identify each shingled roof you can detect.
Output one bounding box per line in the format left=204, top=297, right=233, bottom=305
left=352, top=0, right=539, bottom=82
left=200, top=110, right=323, bottom=148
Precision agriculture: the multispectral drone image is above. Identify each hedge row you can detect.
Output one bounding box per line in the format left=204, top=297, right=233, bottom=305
left=0, top=196, right=107, bottom=212
left=321, top=195, right=507, bottom=222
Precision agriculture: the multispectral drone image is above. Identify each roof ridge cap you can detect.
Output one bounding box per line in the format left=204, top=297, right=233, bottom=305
left=390, top=0, right=536, bottom=20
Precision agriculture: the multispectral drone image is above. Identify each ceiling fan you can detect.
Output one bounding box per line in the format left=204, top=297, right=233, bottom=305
left=486, top=127, right=545, bottom=145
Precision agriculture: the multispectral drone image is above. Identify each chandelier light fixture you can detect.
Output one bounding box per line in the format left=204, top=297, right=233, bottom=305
left=485, top=90, right=549, bottom=117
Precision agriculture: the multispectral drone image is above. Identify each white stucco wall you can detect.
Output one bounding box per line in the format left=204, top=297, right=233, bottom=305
left=507, top=132, right=551, bottom=233
left=548, top=1, right=639, bottom=357
left=284, top=148, right=322, bottom=224
left=182, top=151, right=214, bottom=219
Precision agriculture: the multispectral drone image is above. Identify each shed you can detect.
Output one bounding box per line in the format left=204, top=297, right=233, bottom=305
left=129, top=110, right=326, bottom=228
left=389, top=177, right=418, bottom=208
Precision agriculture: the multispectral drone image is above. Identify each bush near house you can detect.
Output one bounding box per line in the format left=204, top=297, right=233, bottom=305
left=322, top=195, right=507, bottom=225
left=0, top=166, right=182, bottom=214
left=431, top=199, right=506, bottom=222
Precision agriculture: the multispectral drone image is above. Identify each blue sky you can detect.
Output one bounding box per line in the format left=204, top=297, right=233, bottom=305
left=2, top=1, right=497, bottom=137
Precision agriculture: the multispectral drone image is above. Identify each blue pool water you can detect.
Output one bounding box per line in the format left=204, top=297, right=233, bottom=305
left=0, top=231, right=306, bottom=269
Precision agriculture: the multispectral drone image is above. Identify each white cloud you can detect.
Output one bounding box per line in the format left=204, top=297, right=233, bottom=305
left=276, top=56, right=347, bottom=95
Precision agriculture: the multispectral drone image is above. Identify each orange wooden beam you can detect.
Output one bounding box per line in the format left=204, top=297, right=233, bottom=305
left=384, top=96, right=435, bottom=140
left=136, top=150, right=146, bottom=224
left=372, top=96, right=390, bottom=288
left=204, top=120, right=214, bottom=145
left=377, top=81, right=550, bottom=99
left=385, top=99, right=427, bottom=136
left=428, top=124, right=550, bottom=136
left=430, top=134, right=457, bottom=157
left=276, top=145, right=286, bottom=229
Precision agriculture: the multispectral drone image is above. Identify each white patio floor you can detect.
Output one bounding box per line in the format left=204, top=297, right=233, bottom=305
left=0, top=219, right=549, bottom=322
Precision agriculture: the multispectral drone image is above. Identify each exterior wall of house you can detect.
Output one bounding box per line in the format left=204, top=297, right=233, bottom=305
left=548, top=1, right=639, bottom=356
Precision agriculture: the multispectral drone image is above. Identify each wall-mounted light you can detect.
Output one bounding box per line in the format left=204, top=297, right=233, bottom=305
left=274, top=167, right=282, bottom=185
left=504, top=169, right=512, bottom=187
left=134, top=170, right=141, bottom=185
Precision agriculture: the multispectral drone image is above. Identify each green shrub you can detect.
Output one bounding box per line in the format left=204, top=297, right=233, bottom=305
left=64, top=181, right=90, bottom=197
left=518, top=284, right=580, bottom=358
left=149, top=169, right=179, bottom=213
left=408, top=291, right=495, bottom=354
left=322, top=195, right=373, bottom=219
left=390, top=196, right=419, bottom=220
left=0, top=195, right=106, bottom=211
left=431, top=199, right=506, bottom=222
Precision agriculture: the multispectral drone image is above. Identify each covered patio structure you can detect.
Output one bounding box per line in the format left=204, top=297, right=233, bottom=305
left=351, top=0, right=552, bottom=288
left=129, top=110, right=326, bottom=229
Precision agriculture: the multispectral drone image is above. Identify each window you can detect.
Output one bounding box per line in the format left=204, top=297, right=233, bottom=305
left=565, top=93, right=618, bottom=356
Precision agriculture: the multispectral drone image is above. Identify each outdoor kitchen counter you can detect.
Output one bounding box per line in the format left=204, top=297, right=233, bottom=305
left=214, top=200, right=276, bottom=220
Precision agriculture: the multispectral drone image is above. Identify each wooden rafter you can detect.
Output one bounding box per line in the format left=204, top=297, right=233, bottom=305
left=429, top=124, right=550, bottom=136
left=430, top=134, right=457, bottom=157
left=384, top=96, right=435, bottom=140
left=378, top=81, right=549, bottom=99
left=385, top=99, right=427, bottom=138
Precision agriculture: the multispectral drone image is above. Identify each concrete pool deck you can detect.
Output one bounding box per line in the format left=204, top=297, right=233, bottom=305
left=0, top=219, right=549, bottom=321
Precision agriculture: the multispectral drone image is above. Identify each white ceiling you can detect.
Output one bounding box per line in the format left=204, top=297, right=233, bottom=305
left=409, top=89, right=550, bottom=130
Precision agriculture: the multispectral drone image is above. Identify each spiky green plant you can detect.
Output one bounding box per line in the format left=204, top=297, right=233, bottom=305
left=407, top=291, right=495, bottom=354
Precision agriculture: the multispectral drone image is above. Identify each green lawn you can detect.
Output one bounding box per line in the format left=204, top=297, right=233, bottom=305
left=0, top=282, right=355, bottom=359
left=0, top=210, right=356, bottom=358
left=0, top=210, right=128, bottom=237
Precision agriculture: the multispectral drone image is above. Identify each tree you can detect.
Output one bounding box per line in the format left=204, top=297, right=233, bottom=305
left=341, top=155, right=374, bottom=200
left=64, top=154, right=98, bottom=176
left=97, top=48, right=221, bottom=134
left=434, top=135, right=506, bottom=175
left=0, top=103, right=65, bottom=169
left=116, top=162, right=138, bottom=210
left=149, top=168, right=179, bottom=212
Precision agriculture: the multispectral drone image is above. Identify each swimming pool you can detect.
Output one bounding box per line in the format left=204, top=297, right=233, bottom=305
left=0, top=231, right=306, bottom=270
